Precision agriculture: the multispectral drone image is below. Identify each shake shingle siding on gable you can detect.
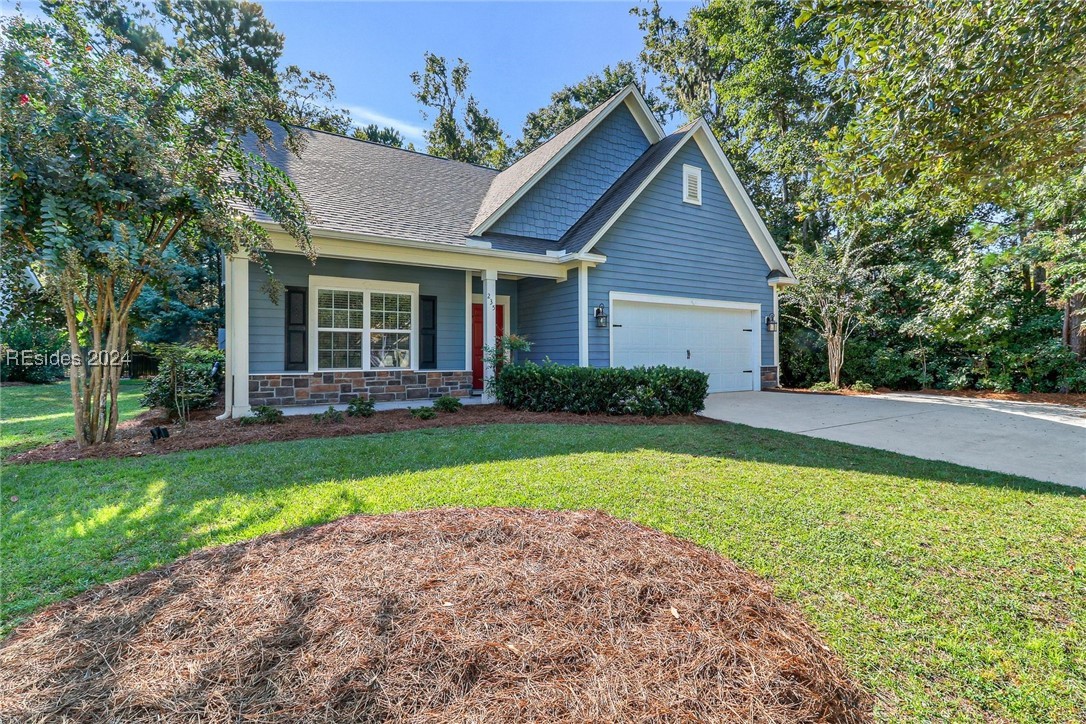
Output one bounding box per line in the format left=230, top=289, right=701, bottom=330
left=587, top=142, right=775, bottom=367
left=515, top=272, right=580, bottom=366
left=487, top=105, right=651, bottom=241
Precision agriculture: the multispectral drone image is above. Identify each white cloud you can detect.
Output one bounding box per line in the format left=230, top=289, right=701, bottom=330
left=345, top=105, right=427, bottom=144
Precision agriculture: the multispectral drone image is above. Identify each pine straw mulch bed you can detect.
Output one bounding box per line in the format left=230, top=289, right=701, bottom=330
left=7, top=405, right=719, bottom=464
left=0, top=508, right=871, bottom=723
left=775, top=387, right=1086, bottom=408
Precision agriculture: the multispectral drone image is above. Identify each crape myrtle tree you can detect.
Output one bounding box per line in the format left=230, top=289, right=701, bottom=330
left=781, top=232, right=881, bottom=388
left=0, top=0, right=312, bottom=447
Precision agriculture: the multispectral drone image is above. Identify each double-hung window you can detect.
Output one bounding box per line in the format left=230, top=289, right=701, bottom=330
left=310, top=277, right=417, bottom=371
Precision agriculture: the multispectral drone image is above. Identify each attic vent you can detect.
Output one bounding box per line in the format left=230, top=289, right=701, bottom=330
left=683, top=164, right=702, bottom=205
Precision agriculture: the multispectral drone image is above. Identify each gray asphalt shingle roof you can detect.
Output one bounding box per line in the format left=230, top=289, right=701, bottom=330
left=245, top=123, right=498, bottom=248
left=243, top=91, right=675, bottom=257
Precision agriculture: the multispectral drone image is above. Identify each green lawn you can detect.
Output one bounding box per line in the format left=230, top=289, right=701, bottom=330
left=1, top=418, right=1083, bottom=721
left=0, top=380, right=145, bottom=456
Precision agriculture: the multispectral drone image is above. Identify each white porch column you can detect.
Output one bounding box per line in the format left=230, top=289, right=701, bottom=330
left=578, top=262, right=589, bottom=367
left=224, top=254, right=251, bottom=418
left=464, top=270, right=473, bottom=374
left=481, top=269, right=498, bottom=400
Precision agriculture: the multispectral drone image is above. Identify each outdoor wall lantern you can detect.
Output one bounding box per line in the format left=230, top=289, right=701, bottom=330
left=594, top=303, right=609, bottom=328
left=765, top=313, right=778, bottom=333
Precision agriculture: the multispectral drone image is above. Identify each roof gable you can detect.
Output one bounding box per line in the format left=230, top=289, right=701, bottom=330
left=562, top=120, right=794, bottom=280
left=469, top=85, right=665, bottom=236
left=486, top=102, right=652, bottom=241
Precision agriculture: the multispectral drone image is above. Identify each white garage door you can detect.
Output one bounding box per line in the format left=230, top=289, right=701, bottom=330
left=611, top=297, right=759, bottom=393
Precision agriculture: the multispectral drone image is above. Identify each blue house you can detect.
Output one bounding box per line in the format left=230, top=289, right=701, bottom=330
left=223, top=86, right=795, bottom=416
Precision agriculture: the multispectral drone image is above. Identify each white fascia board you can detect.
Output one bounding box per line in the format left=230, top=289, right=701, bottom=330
left=688, top=120, right=796, bottom=280
left=577, top=120, right=797, bottom=283
left=258, top=221, right=571, bottom=279
left=622, top=90, right=666, bottom=143
left=470, top=86, right=664, bottom=237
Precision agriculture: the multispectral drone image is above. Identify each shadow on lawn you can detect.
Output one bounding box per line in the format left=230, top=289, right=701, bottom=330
left=3, top=422, right=1080, bottom=627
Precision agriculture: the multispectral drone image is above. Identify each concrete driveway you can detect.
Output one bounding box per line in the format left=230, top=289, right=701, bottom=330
left=701, top=391, right=1085, bottom=489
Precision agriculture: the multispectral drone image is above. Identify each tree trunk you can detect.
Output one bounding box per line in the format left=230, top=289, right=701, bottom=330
left=826, top=333, right=844, bottom=387
left=1066, top=293, right=1085, bottom=360
left=60, top=273, right=136, bottom=448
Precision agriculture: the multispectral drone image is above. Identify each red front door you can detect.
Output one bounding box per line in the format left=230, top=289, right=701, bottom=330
left=472, top=303, right=505, bottom=389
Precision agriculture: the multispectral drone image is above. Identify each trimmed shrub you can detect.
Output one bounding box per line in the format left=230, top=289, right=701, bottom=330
left=850, top=380, right=874, bottom=393
left=494, top=363, right=709, bottom=416
left=314, top=406, right=344, bottom=423
left=346, top=396, right=376, bottom=418
left=141, top=344, right=223, bottom=420
left=410, top=406, right=437, bottom=420
left=239, top=405, right=284, bottom=425
left=433, top=395, right=463, bottom=413
left=809, top=382, right=839, bottom=392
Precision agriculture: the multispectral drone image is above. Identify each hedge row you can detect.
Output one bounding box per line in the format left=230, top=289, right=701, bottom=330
left=494, top=363, right=709, bottom=416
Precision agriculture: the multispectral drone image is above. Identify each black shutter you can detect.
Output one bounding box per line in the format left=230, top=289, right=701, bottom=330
left=284, top=286, right=307, bottom=371
left=420, top=295, right=437, bottom=370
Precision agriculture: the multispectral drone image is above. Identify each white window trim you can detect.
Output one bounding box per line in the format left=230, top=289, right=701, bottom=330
left=307, top=275, right=419, bottom=373
left=682, top=164, right=702, bottom=205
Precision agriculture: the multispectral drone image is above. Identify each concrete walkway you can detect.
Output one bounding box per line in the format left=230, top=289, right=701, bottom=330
left=701, top=391, right=1085, bottom=489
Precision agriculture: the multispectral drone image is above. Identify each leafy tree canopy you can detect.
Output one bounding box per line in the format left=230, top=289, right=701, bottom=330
left=353, top=123, right=406, bottom=148
left=411, top=52, right=511, bottom=168
left=637, top=0, right=842, bottom=249
left=806, top=0, right=1086, bottom=208
left=1, top=0, right=310, bottom=445
left=514, top=61, right=665, bottom=158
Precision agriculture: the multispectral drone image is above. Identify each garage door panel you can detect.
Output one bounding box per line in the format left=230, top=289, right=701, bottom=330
left=612, top=299, right=757, bottom=393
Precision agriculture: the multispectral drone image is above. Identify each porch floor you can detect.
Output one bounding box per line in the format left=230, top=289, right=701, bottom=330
left=278, top=394, right=490, bottom=416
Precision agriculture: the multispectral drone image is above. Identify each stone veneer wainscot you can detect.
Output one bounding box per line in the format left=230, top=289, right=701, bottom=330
left=249, top=370, right=474, bottom=407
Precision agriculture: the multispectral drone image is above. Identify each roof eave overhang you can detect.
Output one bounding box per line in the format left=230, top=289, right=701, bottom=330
left=255, top=221, right=605, bottom=279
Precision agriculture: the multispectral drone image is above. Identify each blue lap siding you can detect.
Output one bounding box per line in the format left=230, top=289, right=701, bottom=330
left=489, top=105, right=651, bottom=241
left=514, top=270, right=580, bottom=366
left=248, top=252, right=468, bottom=373
left=587, top=140, right=775, bottom=368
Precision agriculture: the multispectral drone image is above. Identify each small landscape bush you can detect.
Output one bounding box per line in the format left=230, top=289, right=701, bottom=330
left=314, top=406, right=344, bottom=424
left=432, top=395, right=462, bottom=413
left=410, top=406, right=437, bottom=420
left=809, top=382, right=839, bottom=392
left=239, top=405, right=284, bottom=425
left=850, top=380, right=875, bottom=393
left=141, top=344, right=224, bottom=420
left=494, top=363, right=708, bottom=416
left=347, top=396, right=376, bottom=418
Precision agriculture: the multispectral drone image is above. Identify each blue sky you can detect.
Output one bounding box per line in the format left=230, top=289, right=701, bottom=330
left=259, top=1, right=698, bottom=145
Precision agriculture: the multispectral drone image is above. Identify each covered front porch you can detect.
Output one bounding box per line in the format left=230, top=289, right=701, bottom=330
left=220, top=232, right=598, bottom=417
